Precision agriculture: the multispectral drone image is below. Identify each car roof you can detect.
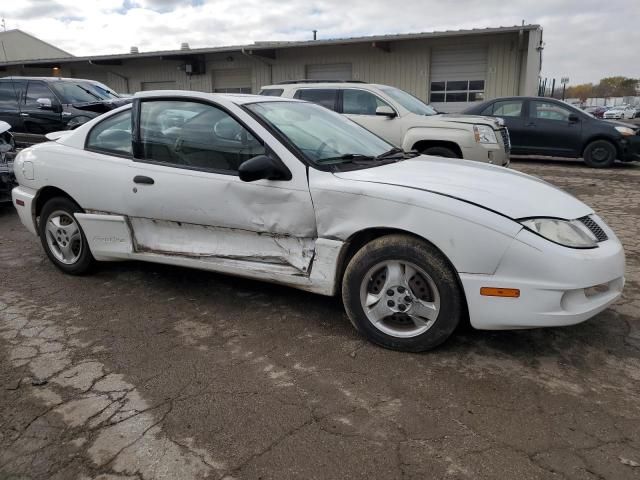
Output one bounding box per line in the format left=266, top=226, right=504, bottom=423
left=261, top=82, right=391, bottom=90
left=0, top=76, right=102, bottom=82
left=134, top=90, right=302, bottom=105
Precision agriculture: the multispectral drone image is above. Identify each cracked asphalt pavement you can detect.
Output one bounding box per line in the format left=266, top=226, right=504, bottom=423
left=1, top=158, right=640, bottom=480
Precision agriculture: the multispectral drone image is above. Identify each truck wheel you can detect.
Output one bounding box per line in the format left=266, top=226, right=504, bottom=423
left=342, top=234, right=462, bottom=352
left=39, top=197, right=95, bottom=275
left=421, top=146, right=460, bottom=158
left=583, top=140, right=616, bottom=168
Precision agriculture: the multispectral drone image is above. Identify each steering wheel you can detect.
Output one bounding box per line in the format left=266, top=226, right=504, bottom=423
left=315, top=139, right=338, bottom=159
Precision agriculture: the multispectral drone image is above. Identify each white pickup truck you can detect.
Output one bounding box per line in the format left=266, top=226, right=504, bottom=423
left=260, top=81, right=510, bottom=166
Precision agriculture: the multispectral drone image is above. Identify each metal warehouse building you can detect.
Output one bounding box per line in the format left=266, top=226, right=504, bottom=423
left=1, top=25, right=543, bottom=112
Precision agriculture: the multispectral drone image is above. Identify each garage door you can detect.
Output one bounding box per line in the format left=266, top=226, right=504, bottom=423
left=429, top=46, right=487, bottom=112
left=213, top=68, right=252, bottom=94
left=141, top=81, right=177, bottom=91
left=305, top=63, right=352, bottom=81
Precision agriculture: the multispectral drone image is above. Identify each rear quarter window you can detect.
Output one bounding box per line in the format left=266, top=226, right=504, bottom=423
left=293, top=89, right=339, bottom=111
left=86, top=109, right=132, bottom=156
left=259, top=89, right=284, bottom=97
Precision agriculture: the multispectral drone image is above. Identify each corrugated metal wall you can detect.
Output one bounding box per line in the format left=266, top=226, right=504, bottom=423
left=270, top=40, right=430, bottom=100
left=1, top=31, right=536, bottom=102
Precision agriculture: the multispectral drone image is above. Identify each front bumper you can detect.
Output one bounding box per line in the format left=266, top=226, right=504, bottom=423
left=460, top=217, right=625, bottom=330
left=11, top=185, right=37, bottom=235
left=620, top=135, right=640, bottom=162
left=462, top=139, right=510, bottom=167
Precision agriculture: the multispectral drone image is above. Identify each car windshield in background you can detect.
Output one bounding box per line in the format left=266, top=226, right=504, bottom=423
left=246, top=101, right=394, bottom=165
left=379, top=86, right=437, bottom=116
left=86, top=82, right=120, bottom=100
left=50, top=81, right=119, bottom=104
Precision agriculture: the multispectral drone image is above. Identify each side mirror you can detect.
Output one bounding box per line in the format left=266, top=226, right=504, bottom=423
left=36, top=98, right=53, bottom=110
left=568, top=113, right=580, bottom=123
left=238, top=154, right=292, bottom=182
left=376, top=106, right=397, bottom=118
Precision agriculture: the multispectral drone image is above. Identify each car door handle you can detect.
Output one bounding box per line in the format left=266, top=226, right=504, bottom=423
left=525, top=122, right=536, bottom=127
left=20, top=113, right=29, bottom=117
left=133, top=175, right=155, bottom=185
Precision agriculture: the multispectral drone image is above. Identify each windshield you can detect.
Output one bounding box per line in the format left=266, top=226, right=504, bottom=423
left=246, top=101, right=394, bottom=165
left=378, top=86, right=437, bottom=116
left=50, top=81, right=120, bottom=103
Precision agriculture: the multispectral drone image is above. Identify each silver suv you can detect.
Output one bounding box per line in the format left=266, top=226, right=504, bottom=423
left=260, top=81, right=510, bottom=166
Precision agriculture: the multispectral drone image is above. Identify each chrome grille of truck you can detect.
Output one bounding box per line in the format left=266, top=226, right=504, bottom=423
left=499, top=128, right=511, bottom=151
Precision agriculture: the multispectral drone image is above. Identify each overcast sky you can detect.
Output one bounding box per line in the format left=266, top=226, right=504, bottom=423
left=5, top=0, right=640, bottom=85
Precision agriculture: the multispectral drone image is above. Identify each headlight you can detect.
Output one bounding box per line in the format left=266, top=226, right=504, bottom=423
left=473, top=125, right=498, bottom=144
left=614, top=126, right=636, bottom=136
left=520, top=218, right=598, bottom=248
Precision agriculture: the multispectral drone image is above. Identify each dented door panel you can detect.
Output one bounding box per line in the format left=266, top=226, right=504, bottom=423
left=130, top=217, right=315, bottom=273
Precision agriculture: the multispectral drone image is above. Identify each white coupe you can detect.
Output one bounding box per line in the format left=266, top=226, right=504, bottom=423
left=603, top=105, right=637, bottom=120
left=11, top=91, right=625, bottom=351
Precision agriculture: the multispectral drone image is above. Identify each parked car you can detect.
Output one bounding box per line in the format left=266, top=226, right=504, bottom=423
left=0, top=120, right=17, bottom=203
left=464, top=97, right=640, bottom=168
left=259, top=81, right=510, bottom=166
left=11, top=91, right=625, bottom=351
left=584, top=106, right=609, bottom=119
left=0, top=76, right=130, bottom=135
left=603, top=105, right=637, bottom=120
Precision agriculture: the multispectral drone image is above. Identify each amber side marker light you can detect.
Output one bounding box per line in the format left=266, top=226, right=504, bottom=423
left=480, top=287, right=520, bottom=298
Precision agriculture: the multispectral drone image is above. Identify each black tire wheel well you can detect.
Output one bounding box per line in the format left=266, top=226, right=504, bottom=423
left=582, top=138, right=619, bottom=168
left=581, top=137, right=620, bottom=157
left=38, top=195, right=94, bottom=275
left=336, top=228, right=469, bottom=326
left=412, top=140, right=463, bottom=158
left=341, top=233, right=465, bottom=351
left=34, top=187, right=82, bottom=230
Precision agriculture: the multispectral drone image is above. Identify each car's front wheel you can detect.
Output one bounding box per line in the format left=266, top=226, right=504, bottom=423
left=39, top=197, right=95, bottom=274
left=342, top=234, right=463, bottom=352
left=583, top=140, right=617, bottom=168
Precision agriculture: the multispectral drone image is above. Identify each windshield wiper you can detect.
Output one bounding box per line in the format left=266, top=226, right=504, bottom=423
left=75, top=85, right=102, bottom=101
left=316, top=153, right=375, bottom=164
left=375, top=147, right=420, bottom=160
left=375, top=147, right=404, bottom=159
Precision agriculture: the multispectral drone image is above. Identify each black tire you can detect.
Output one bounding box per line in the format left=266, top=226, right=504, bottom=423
left=38, top=197, right=95, bottom=275
left=342, top=234, right=463, bottom=352
left=583, top=140, right=616, bottom=168
left=421, top=146, right=460, bottom=158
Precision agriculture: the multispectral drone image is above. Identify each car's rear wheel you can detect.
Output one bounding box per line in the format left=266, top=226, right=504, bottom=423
left=342, top=234, right=462, bottom=352
left=39, top=197, right=94, bottom=274
left=421, top=146, right=459, bottom=158
left=583, top=140, right=616, bottom=168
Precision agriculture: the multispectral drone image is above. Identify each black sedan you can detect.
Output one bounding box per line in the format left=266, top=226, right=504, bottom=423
left=464, top=97, right=640, bottom=168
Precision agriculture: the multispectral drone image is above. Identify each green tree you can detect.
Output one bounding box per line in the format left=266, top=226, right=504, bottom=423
left=565, top=83, right=594, bottom=101
left=594, top=77, right=638, bottom=97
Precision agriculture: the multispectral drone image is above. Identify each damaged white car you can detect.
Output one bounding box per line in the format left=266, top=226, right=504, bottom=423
left=11, top=91, right=625, bottom=351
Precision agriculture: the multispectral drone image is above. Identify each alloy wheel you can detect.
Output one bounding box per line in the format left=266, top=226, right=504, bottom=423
left=44, top=210, right=83, bottom=265
left=359, top=260, right=441, bottom=338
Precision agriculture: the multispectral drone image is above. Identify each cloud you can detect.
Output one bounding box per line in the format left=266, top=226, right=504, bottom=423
left=6, top=0, right=640, bottom=84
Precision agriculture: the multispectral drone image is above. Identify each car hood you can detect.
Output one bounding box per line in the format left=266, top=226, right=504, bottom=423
left=603, top=119, right=638, bottom=130
left=409, top=112, right=502, bottom=129
left=333, top=156, right=592, bottom=220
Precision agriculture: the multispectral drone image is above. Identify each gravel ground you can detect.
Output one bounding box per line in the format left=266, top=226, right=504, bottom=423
left=0, top=158, right=639, bottom=480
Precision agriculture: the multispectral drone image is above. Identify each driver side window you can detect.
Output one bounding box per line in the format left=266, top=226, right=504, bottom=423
left=139, top=100, right=265, bottom=174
